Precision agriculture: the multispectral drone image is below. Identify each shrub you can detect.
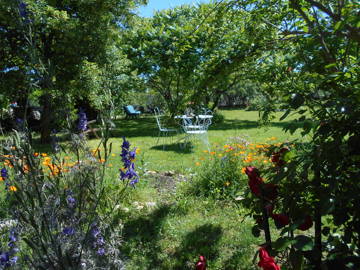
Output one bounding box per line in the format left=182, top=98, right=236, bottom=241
left=211, top=111, right=225, bottom=124
left=190, top=138, right=272, bottom=200
left=0, top=114, right=139, bottom=269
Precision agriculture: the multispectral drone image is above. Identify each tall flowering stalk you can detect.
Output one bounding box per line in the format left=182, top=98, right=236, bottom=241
left=77, top=109, right=88, bottom=132
left=120, top=137, right=139, bottom=187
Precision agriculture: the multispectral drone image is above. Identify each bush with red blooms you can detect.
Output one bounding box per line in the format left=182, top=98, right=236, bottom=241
left=258, top=247, right=281, bottom=270
left=195, top=255, right=206, bottom=270
left=242, top=158, right=317, bottom=269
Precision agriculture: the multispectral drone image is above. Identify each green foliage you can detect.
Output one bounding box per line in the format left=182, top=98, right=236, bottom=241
left=190, top=139, right=272, bottom=200
left=124, top=2, right=276, bottom=115
left=0, top=115, right=139, bottom=268
left=232, top=0, right=360, bottom=267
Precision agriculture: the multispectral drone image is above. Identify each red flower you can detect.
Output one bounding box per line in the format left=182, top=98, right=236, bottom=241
left=245, top=166, right=260, bottom=179
left=195, top=255, right=206, bottom=270
left=258, top=247, right=281, bottom=270
left=271, top=213, right=290, bottom=228
left=246, top=167, right=263, bottom=196
left=263, top=183, right=278, bottom=200
left=298, top=215, right=313, bottom=231
left=248, top=177, right=264, bottom=196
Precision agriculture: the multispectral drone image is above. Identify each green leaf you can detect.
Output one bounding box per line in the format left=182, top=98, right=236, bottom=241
left=283, top=150, right=296, bottom=162
left=251, top=225, right=261, bottom=238
left=280, top=109, right=291, bottom=121
left=272, top=237, right=295, bottom=251
left=293, top=235, right=314, bottom=251
left=334, top=21, right=342, bottom=31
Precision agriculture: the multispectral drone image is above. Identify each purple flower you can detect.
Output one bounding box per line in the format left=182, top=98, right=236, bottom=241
left=77, top=109, right=88, bottom=132
left=97, top=248, right=105, bottom=256
left=19, top=2, right=28, bottom=18
left=0, top=252, right=9, bottom=264
left=62, top=227, right=75, bottom=236
left=66, top=195, right=76, bottom=208
left=130, top=178, right=139, bottom=187
left=96, top=236, right=105, bottom=246
left=1, top=168, right=8, bottom=178
left=119, top=137, right=139, bottom=187
left=122, top=137, right=130, bottom=149
left=91, top=224, right=100, bottom=238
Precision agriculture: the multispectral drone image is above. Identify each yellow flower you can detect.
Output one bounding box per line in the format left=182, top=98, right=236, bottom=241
left=9, top=186, right=17, bottom=192
left=195, top=162, right=201, bottom=166
left=224, top=181, right=231, bottom=186
left=136, top=148, right=141, bottom=154
left=111, top=153, right=116, bottom=157
left=241, top=167, right=246, bottom=174
left=263, top=160, right=268, bottom=164
left=108, top=164, right=113, bottom=167
left=42, top=157, right=52, bottom=166
left=203, top=150, right=208, bottom=153
left=41, top=153, right=48, bottom=157
left=218, top=153, right=223, bottom=157
left=34, top=152, right=39, bottom=157
left=64, top=156, right=71, bottom=160
left=48, top=164, right=61, bottom=176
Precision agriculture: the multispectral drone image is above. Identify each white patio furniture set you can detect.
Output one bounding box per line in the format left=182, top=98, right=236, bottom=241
left=154, top=107, right=213, bottom=150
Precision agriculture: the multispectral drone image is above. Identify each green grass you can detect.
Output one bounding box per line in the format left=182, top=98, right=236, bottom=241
left=86, top=109, right=306, bottom=173
left=93, top=109, right=303, bottom=269
left=1, top=109, right=304, bottom=269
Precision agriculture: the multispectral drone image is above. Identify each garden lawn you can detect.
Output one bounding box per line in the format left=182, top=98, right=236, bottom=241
left=1, top=109, right=305, bottom=269
left=87, top=109, right=306, bottom=173
left=85, top=109, right=304, bottom=269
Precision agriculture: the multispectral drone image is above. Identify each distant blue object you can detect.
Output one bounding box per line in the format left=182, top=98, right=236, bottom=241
left=123, top=105, right=141, bottom=119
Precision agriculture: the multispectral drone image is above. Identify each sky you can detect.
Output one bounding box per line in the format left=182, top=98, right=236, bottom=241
left=138, top=0, right=210, bottom=17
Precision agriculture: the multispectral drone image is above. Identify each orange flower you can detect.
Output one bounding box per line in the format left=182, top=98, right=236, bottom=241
left=48, top=164, right=61, bottom=176
left=34, top=152, right=39, bottom=157
left=23, top=164, right=30, bottom=173
left=0, top=177, right=3, bottom=181
left=241, top=167, right=246, bottom=174
left=210, top=151, right=216, bottom=155
left=9, top=186, right=17, bottom=192
left=4, top=160, right=13, bottom=168
left=41, top=153, right=48, bottom=157
left=42, top=157, right=52, bottom=166
left=195, top=162, right=201, bottom=166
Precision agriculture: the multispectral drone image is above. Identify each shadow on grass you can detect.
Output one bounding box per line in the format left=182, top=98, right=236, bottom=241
left=122, top=204, right=175, bottom=268
left=122, top=204, right=224, bottom=269
left=111, top=116, right=304, bottom=139
left=150, top=143, right=194, bottom=154
left=172, top=224, right=223, bottom=269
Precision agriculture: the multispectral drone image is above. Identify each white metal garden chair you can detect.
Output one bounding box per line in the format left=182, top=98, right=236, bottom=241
left=154, top=108, right=178, bottom=149
left=181, top=114, right=212, bottom=150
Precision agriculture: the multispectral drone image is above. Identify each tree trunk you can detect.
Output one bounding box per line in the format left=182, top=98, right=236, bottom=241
left=40, top=94, right=52, bottom=144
